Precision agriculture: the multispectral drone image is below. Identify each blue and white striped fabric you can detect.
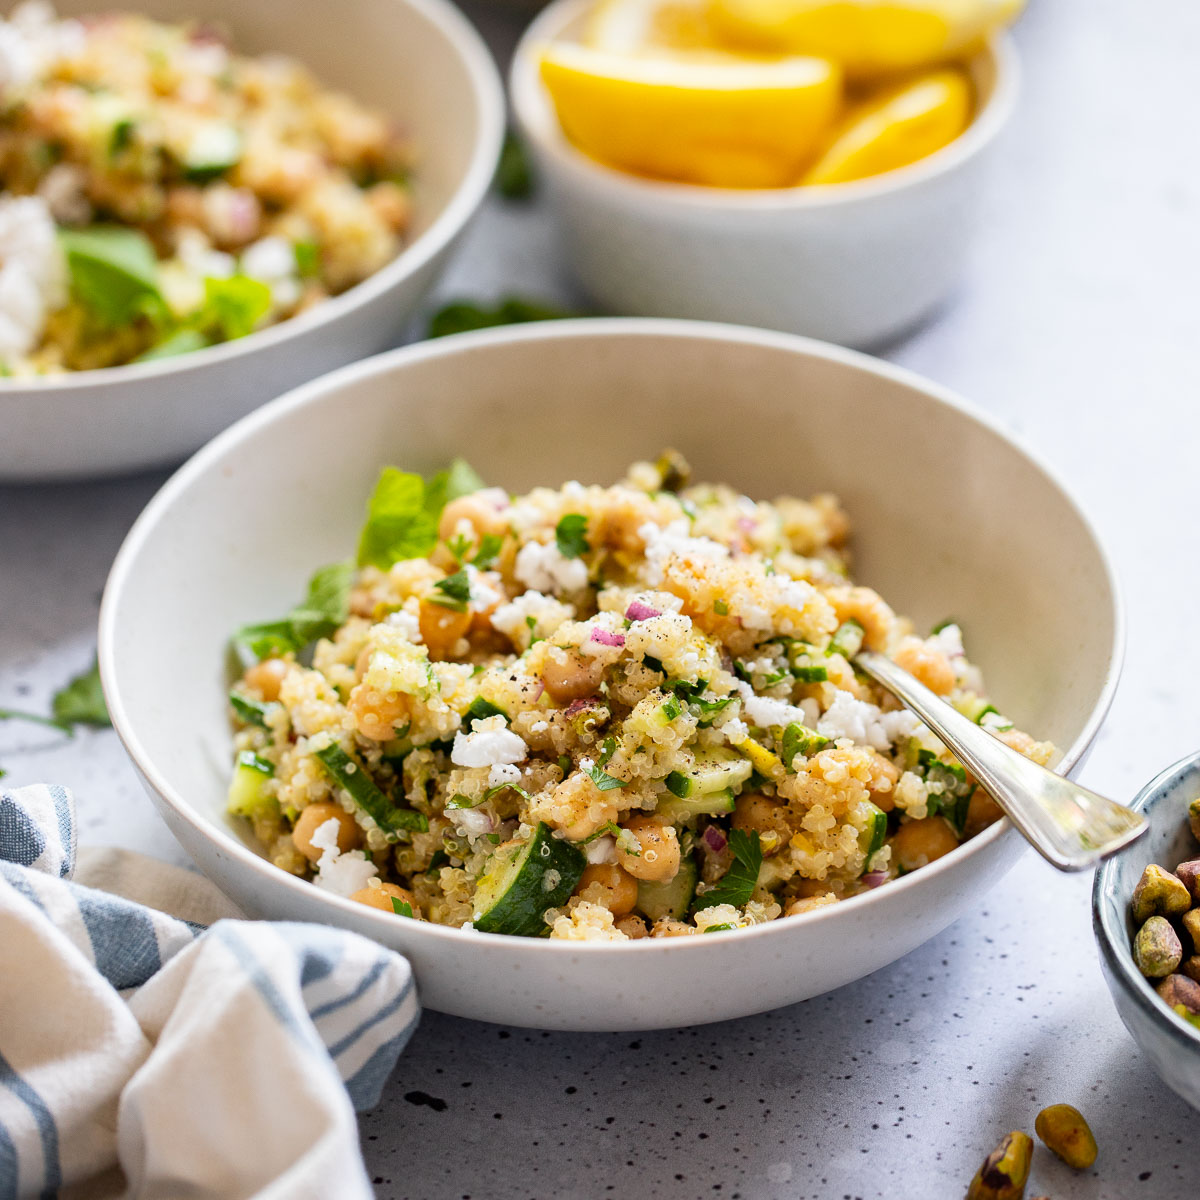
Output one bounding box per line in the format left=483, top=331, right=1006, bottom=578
left=0, top=784, right=420, bottom=1199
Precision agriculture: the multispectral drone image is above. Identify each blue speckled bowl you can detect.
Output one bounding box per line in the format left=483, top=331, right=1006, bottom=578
left=1093, top=751, right=1200, bottom=1109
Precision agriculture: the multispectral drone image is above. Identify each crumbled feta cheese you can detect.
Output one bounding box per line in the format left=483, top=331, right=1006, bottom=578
left=490, top=590, right=574, bottom=644
left=736, top=682, right=808, bottom=730
left=240, top=234, right=301, bottom=309
left=514, top=539, right=589, bottom=594
left=585, top=835, right=617, bottom=865
left=722, top=717, right=749, bottom=745
left=451, top=715, right=528, bottom=768
left=530, top=720, right=549, bottom=734
left=465, top=564, right=504, bottom=611
left=310, top=818, right=378, bottom=898
left=0, top=195, right=65, bottom=360
left=816, top=691, right=904, bottom=751
left=927, top=622, right=964, bottom=660
left=385, top=606, right=422, bottom=643
left=176, top=228, right=236, bottom=281
left=799, top=698, right=821, bottom=727
left=487, top=762, right=522, bottom=788
left=638, top=520, right=729, bottom=586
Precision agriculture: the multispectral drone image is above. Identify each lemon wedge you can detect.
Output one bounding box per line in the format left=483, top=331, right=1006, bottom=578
left=707, top=0, right=1024, bottom=77
left=539, top=42, right=841, bottom=188
left=802, top=66, right=970, bottom=184
left=585, top=0, right=725, bottom=53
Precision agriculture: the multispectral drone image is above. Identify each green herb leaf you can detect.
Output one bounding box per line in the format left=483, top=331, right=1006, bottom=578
left=427, top=296, right=578, bottom=339
left=425, top=459, right=486, bottom=514
left=713, top=599, right=729, bottom=616
left=293, top=240, right=321, bottom=278
left=390, top=896, right=413, bottom=918
left=0, top=707, right=72, bottom=733
left=52, top=659, right=110, bottom=727
left=555, top=513, right=589, bottom=559
left=585, top=761, right=624, bottom=792
left=495, top=130, right=533, bottom=200
left=432, top=568, right=471, bottom=611
left=233, top=561, right=353, bottom=663
left=200, top=274, right=272, bottom=341
left=693, top=829, right=762, bottom=912
left=472, top=533, right=503, bottom=569
left=60, top=226, right=166, bottom=328
left=133, top=328, right=211, bottom=362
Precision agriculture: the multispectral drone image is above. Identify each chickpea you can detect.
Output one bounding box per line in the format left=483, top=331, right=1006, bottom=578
left=292, top=803, right=360, bottom=863
left=829, top=585, right=895, bottom=651
left=615, top=914, right=649, bottom=939
left=995, top=727, right=1037, bottom=756
left=541, top=647, right=605, bottom=704
left=575, top=862, right=639, bottom=917
left=418, top=597, right=471, bottom=660
left=730, top=794, right=791, bottom=856
left=963, top=789, right=1004, bottom=839
left=866, top=753, right=899, bottom=812
left=890, top=816, right=959, bottom=873
left=786, top=893, right=837, bottom=917
left=437, top=493, right=509, bottom=544
left=616, top=815, right=681, bottom=883
left=350, top=881, right=421, bottom=916
left=348, top=685, right=411, bottom=742
left=243, top=656, right=288, bottom=702
left=893, top=640, right=956, bottom=695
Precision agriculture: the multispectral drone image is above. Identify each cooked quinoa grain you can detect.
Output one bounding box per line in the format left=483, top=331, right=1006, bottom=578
left=0, top=2, right=412, bottom=373
left=226, top=454, right=1054, bottom=940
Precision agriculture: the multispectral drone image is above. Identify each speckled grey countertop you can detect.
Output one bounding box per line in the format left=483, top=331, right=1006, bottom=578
left=2, top=0, right=1198, bottom=1195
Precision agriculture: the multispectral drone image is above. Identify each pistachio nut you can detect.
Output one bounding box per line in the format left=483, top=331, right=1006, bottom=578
left=1034, top=1103, right=1097, bottom=1170
left=1133, top=916, right=1183, bottom=978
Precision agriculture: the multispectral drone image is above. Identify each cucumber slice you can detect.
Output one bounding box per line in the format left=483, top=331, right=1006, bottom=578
left=183, top=123, right=242, bottom=181
left=781, top=722, right=829, bottom=769
left=472, top=822, right=585, bottom=936
left=665, top=749, right=753, bottom=800
left=658, top=787, right=736, bottom=822
left=953, top=695, right=998, bottom=724
left=858, top=801, right=887, bottom=866
left=227, top=750, right=276, bottom=820
left=313, top=743, right=427, bottom=834
left=637, top=855, right=698, bottom=922
left=230, top=689, right=273, bottom=728
left=827, top=618, right=865, bottom=659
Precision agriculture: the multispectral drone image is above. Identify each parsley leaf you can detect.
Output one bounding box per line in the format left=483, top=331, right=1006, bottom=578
left=472, top=533, right=503, bottom=569
left=60, top=226, right=166, bottom=328
left=496, top=130, right=533, bottom=200
left=555, top=513, right=589, bottom=559
left=357, top=461, right=484, bottom=569
left=52, top=659, right=110, bottom=727
left=233, top=561, right=353, bottom=663
left=432, top=568, right=470, bottom=611
left=199, top=274, right=272, bottom=341
left=585, top=762, right=624, bottom=792
left=390, top=897, right=413, bottom=918
left=693, top=829, right=762, bottom=912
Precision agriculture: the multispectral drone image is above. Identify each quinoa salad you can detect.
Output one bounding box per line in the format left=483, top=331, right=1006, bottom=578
left=226, top=454, right=1054, bottom=941
left=0, top=3, right=412, bottom=374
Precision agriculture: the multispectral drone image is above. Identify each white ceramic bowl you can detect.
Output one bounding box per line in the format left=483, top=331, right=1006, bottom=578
left=100, top=319, right=1121, bottom=1032
left=511, top=0, right=1018, bottom=349
left=0, top=0, right=504, bottom=483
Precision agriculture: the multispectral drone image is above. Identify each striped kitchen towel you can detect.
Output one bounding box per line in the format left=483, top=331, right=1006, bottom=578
left=0, top=784, right=420, bottom=1199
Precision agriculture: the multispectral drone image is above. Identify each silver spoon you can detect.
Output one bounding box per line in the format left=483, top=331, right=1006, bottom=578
left=855, top=650, right=1147, bottom=871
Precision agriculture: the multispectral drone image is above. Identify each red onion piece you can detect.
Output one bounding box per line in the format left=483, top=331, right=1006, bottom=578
left=702, top=826, right=727, bottom=854
left=625, top=600, right=661, bottom=622
left=564, top=697, right=596, bottom=717
left=589, top=628, right=626, bottom=648
left=862, top=870, right=889, bottom=889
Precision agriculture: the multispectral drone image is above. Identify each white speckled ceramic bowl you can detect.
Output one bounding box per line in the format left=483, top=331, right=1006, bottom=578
left=100, top=319, right=1121, bottom=1031
left=1094, top=752, right=1200, bottom=1110
left=0, top=0, right=504, bottom=483
left=511, top=0, right=1018, bottom=349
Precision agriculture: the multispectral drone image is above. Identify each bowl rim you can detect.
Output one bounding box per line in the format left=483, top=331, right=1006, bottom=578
left=0, top=0, right=505, bottom=394
left=99, top=317, right=1125, bottom=956
left=1092, top=749, right=1200, bottom=1048
left=510, top=0, right=1020, bottom=212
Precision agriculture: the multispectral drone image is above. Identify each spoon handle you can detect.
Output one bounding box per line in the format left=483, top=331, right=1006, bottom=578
left=855, top=650, right=1146, bottom=871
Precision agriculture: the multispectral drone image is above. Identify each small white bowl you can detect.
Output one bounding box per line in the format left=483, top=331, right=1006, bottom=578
left=511, top=0, right=1018, bottom=348
left=100, top=319, right=1121, bottom=1032
left=0, top=0, right=504, bottom=482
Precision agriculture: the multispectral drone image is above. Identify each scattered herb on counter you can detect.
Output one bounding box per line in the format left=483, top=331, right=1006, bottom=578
left=495, top=130, right=533, bottom=200
left=427, top=297, right=579, bottom=339
left=52, top=658, right=110, bottom=726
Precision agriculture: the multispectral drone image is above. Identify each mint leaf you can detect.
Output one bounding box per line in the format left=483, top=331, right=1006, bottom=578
left=425, top=459, right=484, bottom=514
left=60, top=226, right=165, bottom=328
left=693, top=829, right=762, bottom=912
left=432, top=568, right=470, bottom=611
left=51, top=659, right=110, bottom=727
left=390, top=897, right=413, bottom=918
left=233, top=561, right=353, bottom=663
left=201, top=275, right=272, bottom=341
left=555, top=513, right=589, bottom=559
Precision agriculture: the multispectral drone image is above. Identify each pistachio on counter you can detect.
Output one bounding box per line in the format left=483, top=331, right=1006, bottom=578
left=1131, top=863, right=1191, bottom=924
left=1133, top=916, right=1183, bottom=978
left=966, top=1131, right=1033, bottom=1200
left=1034, top=1103, right=1098, bottom=1170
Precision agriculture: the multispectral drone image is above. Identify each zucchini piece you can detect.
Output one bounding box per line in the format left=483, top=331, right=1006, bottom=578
left=313, top=743, right=427, bottom=834
left=781, top=722, right=830, bottom=769
left=664, top=749, right=752, bottom=799
left=827, top=619, right=865, bottom=659
left=463, top=697, right=507, bottom=724
left=472, top=822, right=585, bottom=935
left=230, top=689, right=272, bottom=728
left=637, top=855, right=698, bottom=922
left=183, top=123, right=242, bottom=181
left=953, top=695, right=998, bottom=724
left=227, top=750, right=276, bottom=820
left=658, top=787, right=736, bottom=822
left=858, top=801, right=887, bottom=867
